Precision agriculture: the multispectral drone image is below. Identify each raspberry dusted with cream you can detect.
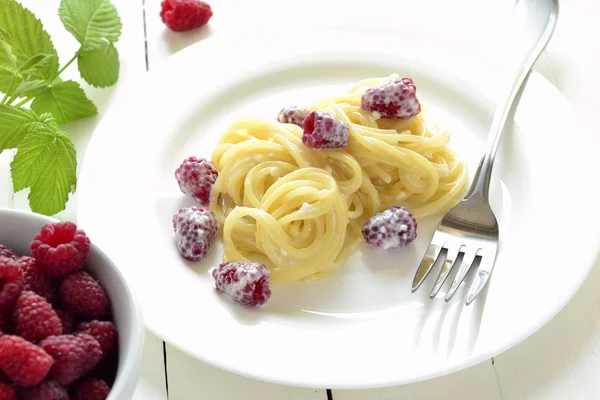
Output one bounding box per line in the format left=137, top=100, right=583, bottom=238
left=173, top=207, right=218, bottom=262
left=175, top=156, right=218, bottom=205
left=360, top=77, right=421, bottom=119
left=362, top=206, right=418, bottom=249
left=211, top=261, right=271, bottom=307
left=302, top=111, right=349, bottom=149
left=0, top=257, right=24, bottom=311
left=277, top=106, right=308, bottom=127
left=30, top=222, right=91, bottom=278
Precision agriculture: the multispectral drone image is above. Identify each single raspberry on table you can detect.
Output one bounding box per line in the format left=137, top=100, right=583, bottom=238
left=302, top=110, right=349, bottom=149
left=0, top=246, right=16, bottom=260
left=13, top=291, right=62, bottom=342
left=30, top=222, right=91, bottom=278
left=211, top=261, right=271, bottom=307
left=0, top=257, right=24, bottom=311
left=59, top=272, right=109, bottom=319
left=72, top=378, right=110, bottom=400
left=175, top=157, right=218, bottom=205
left=54, top=310, right=75, bottom=334
left=362, top=206, right=418, bottom=249
left=20, top=379, right=68, bottom=400
left=160, top=0, right=213, bottom=32
left=76, top=320, right=118, bottom=359
left=18, top=256, right=56, bottom=305
left=360, top=77, right=421, bottom=119
left=278, top=106, right=309, bottom=127
left=0, top=383, right=16, bottom=400
left=39, top=333, right=102, bottom=386
left=172, top=207, right=218, bottom=262
left=0, top=335, right=53, bottom=387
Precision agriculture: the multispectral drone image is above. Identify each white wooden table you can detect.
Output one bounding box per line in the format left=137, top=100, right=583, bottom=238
left=3, top=0, right=600, bottom=398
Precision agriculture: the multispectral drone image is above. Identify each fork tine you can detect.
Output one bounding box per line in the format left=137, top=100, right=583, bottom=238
left=465, top=247, right=498, bottom=305
left=429, top=245, right=463, bottom=298
left=411, top=240, right=443, bottom=293
left=445, top=248, right=480, bottom=301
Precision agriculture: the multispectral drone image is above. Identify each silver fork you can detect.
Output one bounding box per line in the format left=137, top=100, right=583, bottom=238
left=411, top=0, right=559, bottom=305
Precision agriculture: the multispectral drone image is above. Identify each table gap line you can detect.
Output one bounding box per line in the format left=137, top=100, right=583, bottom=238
left=491, top=357, right=506, bottom=400
left=163, top=341, right=170, bottom=398
left=141, top=0, right=149, bottom=71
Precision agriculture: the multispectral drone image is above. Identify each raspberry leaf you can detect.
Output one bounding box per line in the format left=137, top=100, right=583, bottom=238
left=58, top=0, right=122, bottom=51
left=31, top=80, right=97, bottom=123
left=0, top=0, right=59, bottom=87
left=10, top=119, right=77, bottom=216
left=0, top=105, right=54, bottom=150
left=77, top=41, right=119, bottom=88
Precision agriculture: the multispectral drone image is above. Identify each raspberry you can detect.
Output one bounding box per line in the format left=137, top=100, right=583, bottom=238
left=278, top=106, right=308, bottom=127
left=59, top=272, right=109, bottom=319
left=0, top=335, right=53, bottom=387
left=172, top=207, right=218, bottom=262
left=13, top=291, right=62, bottom=342
left=360, top=77, right=421, bottom=119
left=211, top=261, right=271, bottom=307
left=160, top=0, right=213, bottom=32
left=39, top=334, right=102, bottom=386
left=0, top=246, right=16, bottom=260
left=362, top=206, right=417, bottom=249
left=0, top=308, right=12, bottom=335
left=18, top=257, right=56, bottom=305
left=72, top=379, right=110, bottom=400
left=302, top=111, right=349, bottom=149
left=30, top=222, right=91, bottom=278
left=175, top=157, right=218, bottom=205
left=20, top=380, right=68, bottom=400
left=76, top=321, right=118, bottom=359
left=0, top=257, right=24, bottom=311
left=0, top=383, right=16, bottom=400
left=54, top=310, right=75, bottom=334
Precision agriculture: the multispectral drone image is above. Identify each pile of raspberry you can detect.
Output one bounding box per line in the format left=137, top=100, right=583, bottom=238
left=0, top=222, right=117, bottom=399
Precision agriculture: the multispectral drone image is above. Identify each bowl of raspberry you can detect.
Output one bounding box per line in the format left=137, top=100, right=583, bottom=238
left=0, top=208, right=143, bottom=399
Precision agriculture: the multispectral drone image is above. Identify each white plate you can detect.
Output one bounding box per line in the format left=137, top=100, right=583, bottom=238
left=77, top=30, right=600, bottom=388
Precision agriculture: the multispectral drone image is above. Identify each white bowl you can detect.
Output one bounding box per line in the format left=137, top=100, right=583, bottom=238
left=0, top=208, right=144, bottom=399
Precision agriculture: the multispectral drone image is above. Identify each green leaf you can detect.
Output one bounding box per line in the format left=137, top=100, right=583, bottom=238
left=0, top=104, right=53, bottom=151
left=18, top=53, right=52, bottom=74
left=59, top=0, right=122, bottom=50
left=0, top=0, right=59, bottom=84
left=11, top=124, right=77, bottom=216
left=12, top=78, right=48, bottom=98
left=77, top=42, right=119, bottom=88
left=31, top=80, right=97, bottom=123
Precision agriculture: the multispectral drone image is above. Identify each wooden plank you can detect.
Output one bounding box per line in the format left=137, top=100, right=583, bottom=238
left=165, top=344, right=328, bottom=400
left=333, top=361, right=502, bottom=400
left=133, top=331, right=169, bottom=400
left=492, top=256, right=600, bottom=399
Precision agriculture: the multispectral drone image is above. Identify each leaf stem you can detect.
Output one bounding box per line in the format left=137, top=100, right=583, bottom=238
left=56, top=52, right=79, bottom=77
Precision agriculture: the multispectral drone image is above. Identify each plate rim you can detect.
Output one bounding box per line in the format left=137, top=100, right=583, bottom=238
left=77, top=29, right=600, bottom=388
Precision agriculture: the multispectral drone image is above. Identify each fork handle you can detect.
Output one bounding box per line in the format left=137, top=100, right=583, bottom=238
left=465, top=0, right=558, bottom=203
left=464, top=69, right=532, bottom=203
